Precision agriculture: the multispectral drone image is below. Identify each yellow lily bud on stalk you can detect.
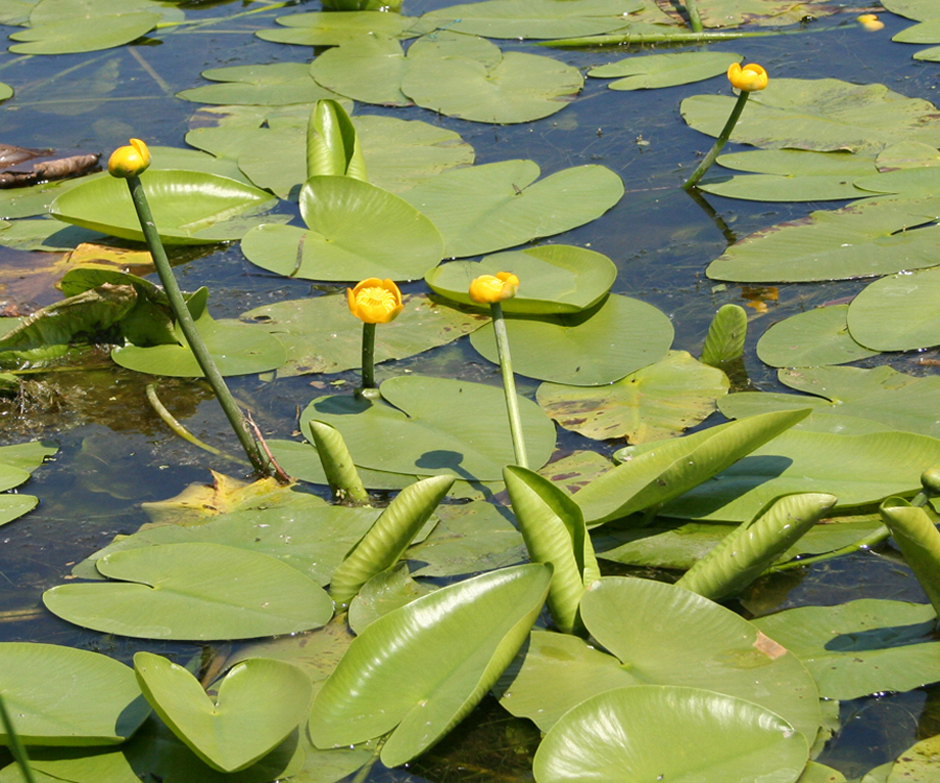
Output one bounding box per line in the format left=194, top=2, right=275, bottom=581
left=347, top=278, right=404, bottom=324
left=857, top=14, right=884, bottom=31
left=108, top=138, right=151, bottom=178
left=469, top=272, right=519, bottom=304
left=727, top=62, right=768, bottom=92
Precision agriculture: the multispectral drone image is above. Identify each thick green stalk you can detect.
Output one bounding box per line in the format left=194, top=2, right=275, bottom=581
left=124, top=175, right=271, bottom=477
left=361, top=322, right=377, bottom=389
left=0, top=693, right=37, bottom=783
left=491, top=303, right=527, bottom=468
left=683, top=0, right=703, bottom=32
left=682, top=90, right=750, bottom=190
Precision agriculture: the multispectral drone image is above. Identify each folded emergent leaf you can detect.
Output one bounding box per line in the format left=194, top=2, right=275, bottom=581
left=879, top=496, right=940, bottom=617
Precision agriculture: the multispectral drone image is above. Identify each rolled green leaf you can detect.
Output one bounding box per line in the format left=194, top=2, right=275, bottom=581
left=701, top=303, right=747, bottom=367
left=306, top=99, right=368, bottom=182
left=308, top=420, right=369, bottom=503
left=504, top=465, right=598, bottom=634
left=330, top=473, right=455, bottom=608
left=677, top=492, right=837, bottom=600
left=879, top=496, right=940, bottom=617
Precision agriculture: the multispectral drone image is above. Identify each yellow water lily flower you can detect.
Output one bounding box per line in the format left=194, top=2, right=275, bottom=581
left=727, top=62, right=768, bottom=92
left=347, top=278, right=404, bottom=324
left=108, top=138, right=151, bottom=178
left=469, top=272, right=519, bottom=304
left=857, top=13, right=884, bottom=31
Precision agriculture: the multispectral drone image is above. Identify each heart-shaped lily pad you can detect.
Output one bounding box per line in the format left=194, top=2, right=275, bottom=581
left=134, top=652, right=312, bottom=773
left=757, top=305, right=879, bottom=367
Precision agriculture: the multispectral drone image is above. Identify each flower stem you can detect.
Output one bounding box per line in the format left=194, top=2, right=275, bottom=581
left=683, top=0, right=703, bottom=32
left=0, top=693, right=37, bottom=783
left=682, top=90, right=750, bottom=190
left=124, top=175, right=273, bottom=478
left=490, top=303, right=528, bottom=468
left=361, top=322, right=377, bottom=389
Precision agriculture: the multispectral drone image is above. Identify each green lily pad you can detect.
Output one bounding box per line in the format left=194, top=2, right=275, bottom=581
left=403, top=159, right=623, bottom=258
left=753, top=599, right=940, bottom=700
left=0, top=439, right=56, bottom=486
left=178, top=63, right=341, bottom=106
left=661, top=429, right=940, bottom=521
left=298, top=375, right=557, bottom=481
left=309, top=564, right=552, bottom=768
left=855, top=166, right=940, bottom=197
left=43, top=542, right=334, bottom=640
left=0, top=495, right=38, bottom=527
left=347, top=563, right=437, bottom=634
left=9, top=11, right=160, bottom=54
left=757, top=305, right=879, bottom=367
left=401, top=34, right=582, bottom=123
left=51, top=170, right=278, bottom=245
left=0, top=642, right=150, bottom=746
left=421, top=0, right=641, bottom=39
left=240, top=176, right=443, bottom=282
left=425, top=245, right=616, bottom=315
left=112, top=291, right=287, bottom=378
left=257, top=11, right=420, bottom=46
left=470, top=294, right=674, bottom=386
left=310, top=36, right=411, bottom=108
left=697, top=0, right=839, bottom=27
left=242, top=293, right=484, bottom=378
left=536, top=350, right=727, bottom=440
left=883, top=0, right=939, bottom=20
left=847, top=266, right=940, bottom=351
left=893, top=17, right=940, bottom=43
left=533, top=685, right=808, bottom=783
left=589, top=51, right=741, bottom=90
left=886, top=734, right=940, bottom=782
left=498, top=577, right=821, bottom=742
left=707, top=196, right=940, bottom=283
left=682, top=78, right=940, bottom=154
left=134, top=653, right=312, bottom=773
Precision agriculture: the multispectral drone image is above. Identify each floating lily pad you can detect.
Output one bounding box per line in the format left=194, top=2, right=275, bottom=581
left=0, top=642, right=150, bottom=746
left=421, top=0, right=641, bottom=39
left=847, top=266, right=940, bottom=351
left=242, top=293, right=483, bottom=379
left=425, top=245, right=616, bottom=315
left=298, top=375, right=557, bottom=481
left=682, top=78, right=940, bottom=154
left=589, top=51, right=741, bottom=90
left=178, top=63, right=340, bottom=106
left=707, top=197, right=940, bottom=283
left=310, top=36, right=411, bottom=107
left=883, top=0, right=939, bottom=21
left=855, top=166, right=940, bottom=197
left=757, top=306, right=879, bottom=367
left=44, top=542, right=334, bottom=640
left=403, top=160, right=623, bottom=258
left=697, top=0, right=839, bottom=27
left=9, top=11, right=160, bottom=54
left=51, top=170, right=279, bottom=245
left=536, top=351, right=727, bottom=441
left=753, top=599, right=940, bottom=700
left=258, top=11, right=421, bottom=45
left=498, top=577, right=821, bottom=742
left=240, top=176, right=443, bottom=282
left=470, top=294, right=674, bottom=386
left=533, top=685, right=808, bottom=783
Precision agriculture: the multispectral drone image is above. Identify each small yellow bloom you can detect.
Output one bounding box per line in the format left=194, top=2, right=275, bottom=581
left=857, top=13, right=884, bottom=31
left=727, top=62, right=768, bottom=92
left=469, top=272, right=519, bottom=304
left=108, top=138, right=151, bottom=178
left=347, top=278, right=403, bottom=324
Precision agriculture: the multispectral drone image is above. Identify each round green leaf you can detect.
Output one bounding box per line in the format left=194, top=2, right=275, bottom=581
left=9, top=12, right=160, bottom=54
left=887, top=735, right=940, bottom=783
left=537, top=351, right=728, bottom=440
left=757, top=305, right=879, bottom=367
left=470, top=294, right=673, bottom=386
left=298, top=375, right=557, bottom=480
left=589, top=51, right=741, bottom=90
left=43, top=542, right=334, bottom=640
left=242, top=293, right=485, bottom=378
left=0, top=642, right=150, bottom=746
left=847, top=266, right=940, bottom=351
left=0, top=495, right=38, bottom=527
left=241, top=176, right=443, bottom=282
left=533, top=685, right=807, bottom=783
left=178, top=63, right=340, bottom=106
left=310, top=36, right=411, bottom=108
left=51, top=170, right=277, bottom=245
left=309, top=563, right=552, bottom=768
left=402, top=160, right=623, bottom=258
left=425, top=245, right=616, bottom=315
left=134, top=653, right=312, bottom=773
left=258, top=11, right=418, bottom=46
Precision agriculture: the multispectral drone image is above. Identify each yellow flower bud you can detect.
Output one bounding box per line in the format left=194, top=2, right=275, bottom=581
left=108, top=138, right=151, bottom=178
left=857, top=13, right=884, bottom=31
left=727, top=62, right=768, bottom=92
left=347, top=278, right=404, bottom=324
left=469, top=272, right=519, bottom=304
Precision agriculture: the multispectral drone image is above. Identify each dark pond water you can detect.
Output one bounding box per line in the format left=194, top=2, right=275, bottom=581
left=0, top=2, right=938, bottom=780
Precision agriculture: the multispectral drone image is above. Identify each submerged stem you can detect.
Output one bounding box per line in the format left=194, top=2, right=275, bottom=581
left=491, top=303, right=528, bottom=469
left=682, top=90, right=750, bottom=190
